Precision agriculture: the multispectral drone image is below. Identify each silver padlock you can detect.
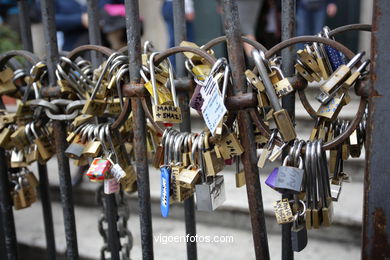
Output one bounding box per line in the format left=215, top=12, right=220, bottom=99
left=274, top=155, right=304, bottom=194
left=195, top=133, right=226, bottom=211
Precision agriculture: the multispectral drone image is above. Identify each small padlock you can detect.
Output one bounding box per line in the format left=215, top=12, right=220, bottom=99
left=291, top=212, right=308, bottom=252
left=270, top=66, right=294, bottom=97
left=202, top=132, right=225, bottom=176
left=86, top=158, right=112, bottom=182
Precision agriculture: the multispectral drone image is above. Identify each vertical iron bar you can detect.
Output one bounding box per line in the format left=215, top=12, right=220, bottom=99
left=86, top=0, right=102, bottom=67
left=105, top=195, right=121, bottom=260
left=0, top=147, right=18, bottom=260
left=172, top=1, right=197, bottom=259
left=40, top=0, right=79, bottom=259
left=221, top=0, right=270, bottom=259
left=37, top=163, right=57, bottom=260
left=18, top=1, right=57, bottom=258
left=17, top=0, right=34, bottom=52
left=124, top=1, right=154, bottom=259
left=86, top=1, right=120, bottom=258
left=362, top=0, right=390, bottom=259
left=280, top=1, right=296, bottom=259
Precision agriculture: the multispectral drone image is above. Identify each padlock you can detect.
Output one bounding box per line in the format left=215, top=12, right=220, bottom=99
left=316, top=52, right=364, bottom=104
left=291, top=213, right=308, bottom=252
left=202, top=132, right=225, bottom=176
left=266, top=156, right=304, bottom=194
left=0, top=127, right=12, bottom=149
left=86, top=158, right=112, bottom=182
left=195, top=133, right=226, bottom=211
left=160, top=129, right=178, bottom=216
left=217, top=131, right=244, bottom=160
left=149, top=53, right=182, bottom=123
left=31, top=123, right=55, bottom=161
left=65, top=124, right=90, bottom=160
left=312, top=40, right=332, bottom=80
left=253, top=50, right=296, bottom=142
left=322, top=26, right=347, bottom=71
left=270, top=66, right=294, bottom=97
left=82, top=124, right=102, bottom=158
left=273, top=198, right=294, bottom=224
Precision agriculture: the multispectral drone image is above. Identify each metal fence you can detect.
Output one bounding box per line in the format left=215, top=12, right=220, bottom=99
left=0, top=0, right=388, bottom=259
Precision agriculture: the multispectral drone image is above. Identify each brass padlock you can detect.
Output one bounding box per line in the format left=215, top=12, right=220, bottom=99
left=148, top=53, right=182, bottom=123
left=202, top=132, right=224, bottom=176
left=31, top=124, right=55, bottom=161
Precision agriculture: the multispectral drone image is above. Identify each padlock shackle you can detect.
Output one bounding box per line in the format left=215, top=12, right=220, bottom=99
left=190, top=134, right=200, bottom=167
left=173, top=133, right=185, bottom=164
left=149, top=52, right=160, bottom=105
left=197, top=133, right=207, bottom=183
left=166, top=59, right=178, bottom=107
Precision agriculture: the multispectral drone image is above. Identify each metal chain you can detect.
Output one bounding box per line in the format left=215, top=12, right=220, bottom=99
left=96, top=185, right=133, bottom=260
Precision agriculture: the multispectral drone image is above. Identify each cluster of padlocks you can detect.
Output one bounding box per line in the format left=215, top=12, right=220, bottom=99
left=0, top=23, right=369, bottom=253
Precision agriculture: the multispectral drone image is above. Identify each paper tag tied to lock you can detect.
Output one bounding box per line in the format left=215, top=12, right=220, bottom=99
left=160, top=166, right=171, bottom=218
left=201, top=75, right=227, bottom=134
left=104, top=178, right=120, bottom=194
left=86, top=158, right=112, bottom=182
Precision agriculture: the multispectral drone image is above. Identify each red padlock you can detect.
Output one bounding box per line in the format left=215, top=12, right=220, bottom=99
left=86, top=158, right=112, bottom=182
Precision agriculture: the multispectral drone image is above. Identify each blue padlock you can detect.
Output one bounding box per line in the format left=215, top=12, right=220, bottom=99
left=160, top=166, right=171, bottom=218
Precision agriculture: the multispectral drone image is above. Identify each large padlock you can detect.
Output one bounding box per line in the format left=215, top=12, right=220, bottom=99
left=265, top=155, right=304, bottom=194
left=149, top=53, right=182, bottom=123
left=195, top=133, right=226, bottom=211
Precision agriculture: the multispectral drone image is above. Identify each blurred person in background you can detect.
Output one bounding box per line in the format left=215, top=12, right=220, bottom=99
left=296, top=0, right=338, bottom=36
left=55, top=0, right=141, bottom=51
left=162, top=0, right=195, bottom=66
left=0, top=0, right=19, bottom=35
left=236, top=0, right=264, bottom=58
left=256, top=0, right=281, bottom=50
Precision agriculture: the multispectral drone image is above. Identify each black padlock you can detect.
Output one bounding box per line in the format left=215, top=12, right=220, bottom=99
left=291, top=215, right=308, bottom=252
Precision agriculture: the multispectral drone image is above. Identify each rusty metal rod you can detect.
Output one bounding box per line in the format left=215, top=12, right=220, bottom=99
left=124, top=0, right=154, bottom=259
left=86, top=0, right=102, bottom=67
left=0, top=147, right=18, bottom=260
left=37, top=163, right=57, bottom=260
left=362, top=0, right=390, bottom=259
left=172, top=1, right=198, bottom=259
left=40, top=0, right=80, bottom=259
left=281, top=1, right=296, bottom=259
left=17, top=0, right=34, bottom=52
left=222, top=0, right=270, bottom=259
left=18, top=1, right=57, bottom=258
left=86, top=1, right=120, bottom=258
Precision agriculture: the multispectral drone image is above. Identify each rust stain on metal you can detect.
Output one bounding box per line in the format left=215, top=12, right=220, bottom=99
left=372, top=208, right=390, bottom=259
